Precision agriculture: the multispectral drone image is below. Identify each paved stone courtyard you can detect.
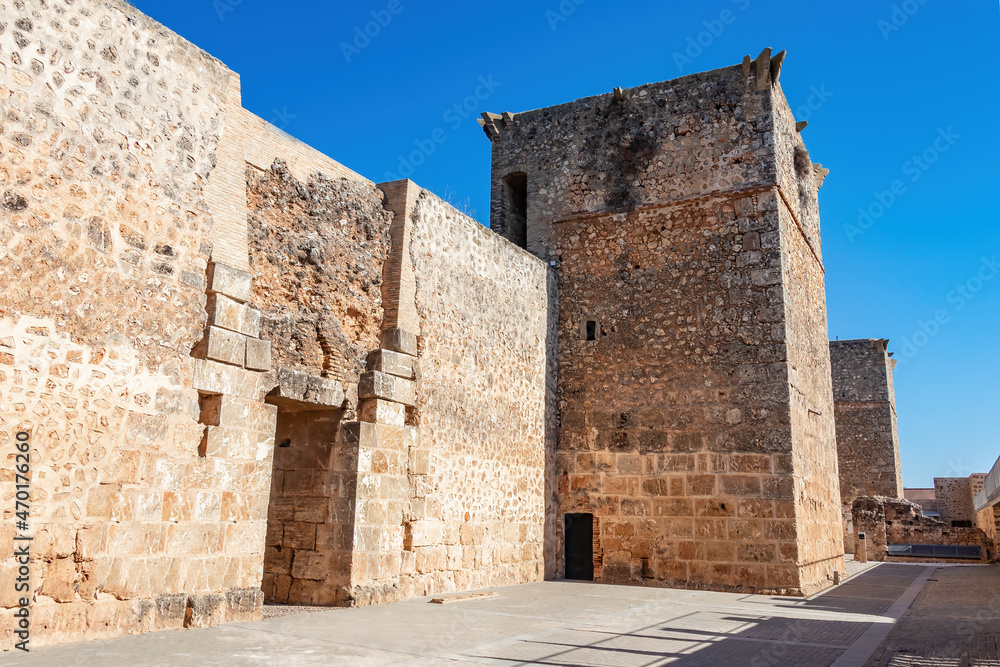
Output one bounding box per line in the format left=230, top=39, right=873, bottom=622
left=865, top=565, right=1000, bottom=666
left=3, top=561, right=997, bottom=666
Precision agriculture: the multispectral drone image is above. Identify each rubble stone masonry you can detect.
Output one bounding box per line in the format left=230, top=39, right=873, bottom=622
left=0, top=0, right=271, bottom=648
left=1, top=0, right=856, bottom=650
left=853, top=496, right=992, bottom=564
left=830, top=339, right=903, bottom=551
left=403, top=188, right=552, bottom=598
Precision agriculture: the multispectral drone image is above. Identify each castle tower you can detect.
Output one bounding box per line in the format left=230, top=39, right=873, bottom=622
left=483, top=50, right=844, bottom=595
left=830, top=338, right=903, bottom=552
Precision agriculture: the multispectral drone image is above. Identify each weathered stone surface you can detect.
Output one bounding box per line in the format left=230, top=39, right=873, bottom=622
left=245, top=337, right=273, bottom=372
left=194, top=359, right=275, bottom=400
left=207, top=293, right=262, bottom=338
left=269, top=366, right=345, bottom=408
left=358, top=371, right=416, bottom=407
left=194, top=326, right=248, bottom=368
left=935, top=476, right=977, bottom=525
left=404, top=190, right=551, bottom=599
left=366, top=349, right=416, bottom=379
left=207, top=262, right=253, bottom=304
left=831, top=339, right=903, bottom=552
left=358, top=399, right=406, bottom=426
left=247, top=161, right=391, bottom=390
left=380, top=328, right=418, bottom=357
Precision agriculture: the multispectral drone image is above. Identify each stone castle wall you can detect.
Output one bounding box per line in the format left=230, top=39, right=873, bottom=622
left=402, top=188, right=552, bottom=598
left=2, top=0, right=860, bottom=649
left=485, top=52, right=844, bottom=595
left=0, top=0, right=272, bottom=648
left=830, top=339, right=902, bottom=551
left=771, top=77, right=844, bottom=589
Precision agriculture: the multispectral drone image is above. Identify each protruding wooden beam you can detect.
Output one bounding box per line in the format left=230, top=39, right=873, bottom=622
left=770, top=49, right=786, bottom=84
left=614, top=86, right=625, bottom=101
left=742, top=55, right=752, bottom=78
left=796, top=120, right=808, bottom=132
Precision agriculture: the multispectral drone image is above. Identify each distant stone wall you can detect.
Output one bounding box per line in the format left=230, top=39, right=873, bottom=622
left=405, top=189, right=552, bottom=598
left=853, top=496, right=991, bottom=563
left=830, top=339, right=902, bottom=551
left=0, top=0, right=271, bottom=648
left=935, top=477, right=977, bottom=526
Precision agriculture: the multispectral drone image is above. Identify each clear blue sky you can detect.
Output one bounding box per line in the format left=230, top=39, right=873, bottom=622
left=133, top=0, right=999, bottom=488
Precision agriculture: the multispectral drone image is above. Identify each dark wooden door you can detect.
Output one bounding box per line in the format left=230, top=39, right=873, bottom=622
left=564, top=513, right=594, bottom=580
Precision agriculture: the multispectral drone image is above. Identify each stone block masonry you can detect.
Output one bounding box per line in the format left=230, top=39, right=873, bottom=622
left=830, top=339, right=903, bottom=552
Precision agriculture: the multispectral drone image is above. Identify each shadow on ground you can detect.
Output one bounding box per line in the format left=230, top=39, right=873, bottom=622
left=472, top=564, right=925, bottom=667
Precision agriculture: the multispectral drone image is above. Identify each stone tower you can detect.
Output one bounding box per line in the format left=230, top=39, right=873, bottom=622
left=483, top=49, right=845, bottom=595
left=830, top=339, right=903, bottom=551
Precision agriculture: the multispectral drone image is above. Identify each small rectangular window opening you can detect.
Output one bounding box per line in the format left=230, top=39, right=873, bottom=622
left=503, top=172, right=528, bottom=249
left=585, top=321, right=597, bottom=341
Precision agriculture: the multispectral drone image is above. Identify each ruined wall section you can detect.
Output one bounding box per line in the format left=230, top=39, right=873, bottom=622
left=406, top=190, right=551, bottom=598
left=831, top=339, right=902, bottom=550
left=246, top=162, right=391, bottom=393
left=0, top=0, right=269, bottom=648
left=853, top=497, right=991, bottom=563
left=772, top=84, right=844, bottom=591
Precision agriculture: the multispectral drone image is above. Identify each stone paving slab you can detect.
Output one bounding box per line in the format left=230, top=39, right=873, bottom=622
left=865, top=566, right=1000, bottom=667
left=2, top=561, right=953, bottom=667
